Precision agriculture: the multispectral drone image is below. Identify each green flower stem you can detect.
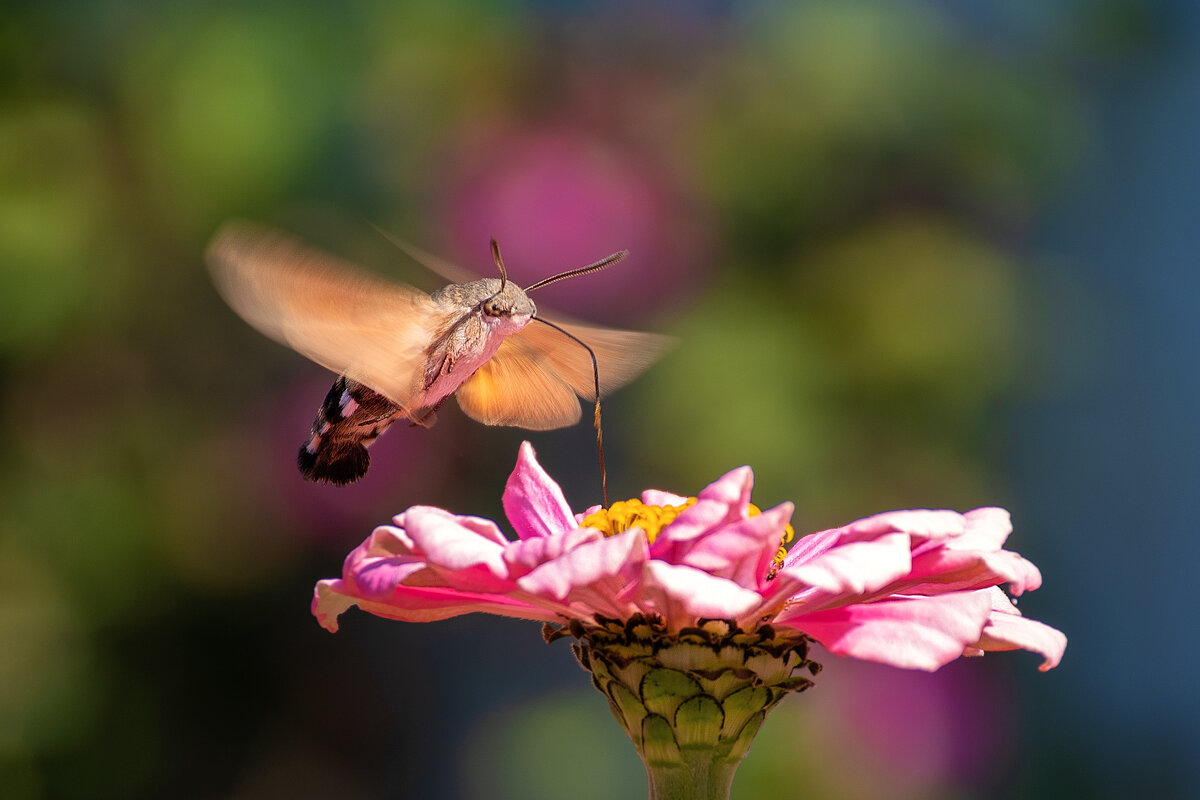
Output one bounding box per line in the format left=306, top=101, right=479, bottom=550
left=642, top=748, right=741, bottom=800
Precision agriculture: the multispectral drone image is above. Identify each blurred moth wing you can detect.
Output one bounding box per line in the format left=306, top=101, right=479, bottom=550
left=455, top=333, right=583, bottom=429
left=455, top=315, right=673, bottom=430
left=370, top=228, right=477, bottom=287
left=507, top=315, right=671, bottom=398
left=207, top=221, right=447, bottom=411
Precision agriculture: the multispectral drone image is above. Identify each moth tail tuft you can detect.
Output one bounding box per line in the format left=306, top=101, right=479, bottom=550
left=297, top=441, right=371, bottom=485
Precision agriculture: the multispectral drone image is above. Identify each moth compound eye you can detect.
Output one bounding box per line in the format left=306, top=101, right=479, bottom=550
left=483, top=300, right=503, bottom=317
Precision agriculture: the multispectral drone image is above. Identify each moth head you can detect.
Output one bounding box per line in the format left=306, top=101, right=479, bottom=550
left=480, top=279, right=536, bottom=325
left=483, top=240, right=536, bottom=321
left=479, top=238, right=627, bottom=326
left=483, top=288, right=533, bottom=317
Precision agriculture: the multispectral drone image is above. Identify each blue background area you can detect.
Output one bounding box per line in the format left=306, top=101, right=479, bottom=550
left=1018, top=5, right=1200, bottom=793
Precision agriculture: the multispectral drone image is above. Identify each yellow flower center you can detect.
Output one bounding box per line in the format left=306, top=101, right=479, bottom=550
left=582, top=498, right=697, bottom=543
left=583, top=497, right=795, bottom=573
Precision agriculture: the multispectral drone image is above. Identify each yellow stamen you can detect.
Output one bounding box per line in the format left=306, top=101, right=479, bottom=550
left=582, top=498, right=697, bottom=543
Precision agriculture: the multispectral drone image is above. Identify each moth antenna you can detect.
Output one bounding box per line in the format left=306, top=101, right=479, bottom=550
left=530, top=317, right=609, bottom=508
left=524, top=250, right=629, bottom=293
left=490, top=238, right=508, bottom=291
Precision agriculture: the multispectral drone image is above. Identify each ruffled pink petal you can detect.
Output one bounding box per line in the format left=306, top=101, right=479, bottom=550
left=395, top=508, right=519, bottom=594
left=780, top=511, right=926, bottom=573
left=312, top=579, right=557, bottom=632
left=778, top=525, right=841, bottom=572
left=958, top=507, right=1014, bottom=548
left=698, top=464, right=754, bottom=510
left=901, top=547, right=1043, bottom=597
left=641, top=489, right=690, bottom=507
left=332, top=526, right=428, bottom=595
left=970, top=588, right=1067, bottom=671
left=319, top=534, right=530, bottom=623
left=652, top=466, right=754, bottom=559
left=638, top=561, right=764, bottom=621
left=313, top=580, right=358, bottom=632
left=516, top=529, right=648, bottom=602
left=865, top=509, right=970, bottom=541
left=359, top=523, right=417, bottom=556
left=776, top=530, right=913, bottom=598
left=502, top=441, right=577, bottom=539
left=674, top=502, right=795, bottom=589
left=333, top=526, right=420, bottom=588
left=779, top=592, right=994, bottom=672
left=402, top=507, right=508, bottom=575
left=502, top=526, right=603, bottom=579
left=351, top=558, right=427, bottom=599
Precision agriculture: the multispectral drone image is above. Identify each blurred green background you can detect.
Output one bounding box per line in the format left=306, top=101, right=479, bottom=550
left=2, top=1, right=1194, bottom=798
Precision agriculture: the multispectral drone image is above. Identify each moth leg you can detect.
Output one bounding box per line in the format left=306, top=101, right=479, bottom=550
left=423, top=350, right=456, bottom=389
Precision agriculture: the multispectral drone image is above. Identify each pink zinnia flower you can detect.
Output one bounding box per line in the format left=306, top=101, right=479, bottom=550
left=314, top=442, right=1063, bottom=672
left=313, top=442, right=1065, bottom=798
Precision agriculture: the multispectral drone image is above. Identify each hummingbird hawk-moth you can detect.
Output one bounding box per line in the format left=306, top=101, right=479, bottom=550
left=206, top=222, right=669, bottom=495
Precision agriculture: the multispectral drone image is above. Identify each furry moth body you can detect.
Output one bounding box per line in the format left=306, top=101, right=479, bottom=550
left=206, top=222, right=669, bottom=487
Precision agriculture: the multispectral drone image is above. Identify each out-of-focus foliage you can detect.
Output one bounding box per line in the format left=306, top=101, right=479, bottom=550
left=0, top=0, right=1191, bottom=798
left=639, top=215, right=1025, bottom=516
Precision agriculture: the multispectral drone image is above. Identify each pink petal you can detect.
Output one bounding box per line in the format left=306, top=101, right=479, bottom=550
left=971, top=588, right=1067, bottom=671
left=641, top=489, right=690, bottom=507
left=576, top=504, right=602, bottom=525
left=312, top=579, right=557, bottom=631
left=503, top=527, right=603, bottom=578
left=352, top=558, right=427, bottom=599
left=502, top=441, right=576, bottom=539
left=778, top=525, right=844, bottom=571
left=959, top=507, right=1014, bottom=548
left=335, top=526, right=429, bottom=595
left=400, top=507, right=515, bottom=593
left=357, top=524, right=417, bottom=556
left=776, top=530, right=913, bottom=598
left=638, top=561, right=764, bottom=620
left=313, top=580, right=358, bottom=632
left=698, top=464, right=754, bottom=510
left=328, top=542, right=525, bottom=616
left=516, top=529, right=648, bottom=601
left=403, top=507, right=508, bottom=576
left=652, top=466, right=754, bottom=559
left=781, top=511, right=928, bottom=573
left=902, top=547, right=1044, bottom=597
left=866, top=509, right=970, bottom=541
left=779, top=592, right=994, bottom=672
left=674, top=502, right=795, bottom=589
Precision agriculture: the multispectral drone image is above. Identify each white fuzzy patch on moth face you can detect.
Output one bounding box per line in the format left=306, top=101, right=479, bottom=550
left=486, top=310, right=533, bottom=335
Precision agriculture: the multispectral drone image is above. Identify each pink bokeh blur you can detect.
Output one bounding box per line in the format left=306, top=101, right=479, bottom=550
left=436, top=123, right=710, bottom=322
